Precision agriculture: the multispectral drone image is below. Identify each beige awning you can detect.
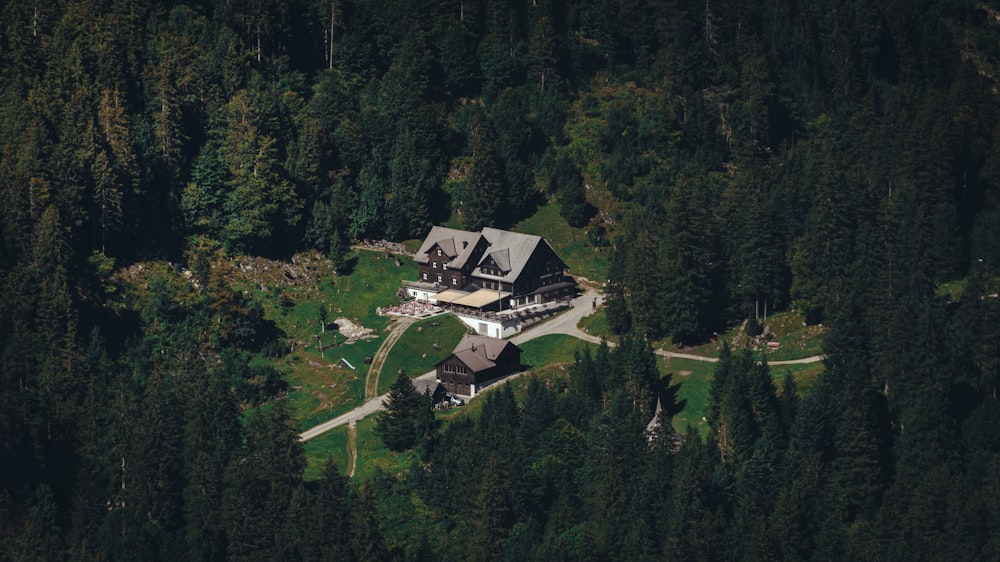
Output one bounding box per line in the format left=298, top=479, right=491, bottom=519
left=453, top=289, right=510, bottom=308
left=431, top=289, right=469, bottom=304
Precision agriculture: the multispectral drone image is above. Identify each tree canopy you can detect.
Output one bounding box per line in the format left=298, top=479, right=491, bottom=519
left=2, top=0, right=1000, bottom=559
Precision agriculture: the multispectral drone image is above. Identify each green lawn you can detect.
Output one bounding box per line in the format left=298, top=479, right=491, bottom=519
left=513, top=202, right=610, bottom=282
left=303, top=425, right=350, bottom=480
left=323, top=250, right=414, bottom=328
left=286, top=335, right=386, bottom=431
left=519, top=334, right=599, bottom=369
left=257, top=249, right=413, bottom=347
left=247, top=249, right=425, bottom=430
left=664, top=358, right=717, bottom=435
left=578, top=308, right=614, bottom=342
left=352, top=416, right=416, bottom=480
left=936, top=277, right=967, bottom=303
left=303, top=417, right=416, bottom=481
left=378, top=315, right=468, bottom=394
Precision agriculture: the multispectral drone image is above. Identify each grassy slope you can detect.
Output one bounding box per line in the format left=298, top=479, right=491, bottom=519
left=519, top=333, right=598, bottom=369
left=513, top=202, right=610, bottom=283
left=378, top=314, right=468, bottom=395
left=303, top=425, right=350, bottom=480
left=304, top=416, right=417, bottom=481
left=249, top=249, right=419, bottom=429
left=578, top=308, right=612, bottom=342
left=120, top=211, right=827, bottom=480
left=675, top=310, right=826, bottom=361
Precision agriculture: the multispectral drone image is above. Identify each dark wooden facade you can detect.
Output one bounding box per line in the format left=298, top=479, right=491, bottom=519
left=504, top=242, right=567, bottom=296
left=415, top=232, right=490, bottom=290
left=435, top=336, right=522, bottom=396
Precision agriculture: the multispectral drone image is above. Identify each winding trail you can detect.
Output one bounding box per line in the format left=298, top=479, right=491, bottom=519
left=657, top=350, right=825, bottom=365
left=298, top=289, right=824, bottom=443
left=364, top=317, right=417, bottom=400
left=346, top=421, right=358, bottom=478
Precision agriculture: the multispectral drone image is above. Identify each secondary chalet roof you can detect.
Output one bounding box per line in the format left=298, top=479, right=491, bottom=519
left=488, top=247, right=511, bottom=272
left=451, top=335, right=520, bottom=373
left=478, top=227, right=546, bottom=282
left=414, top=226, right=484, bottom=269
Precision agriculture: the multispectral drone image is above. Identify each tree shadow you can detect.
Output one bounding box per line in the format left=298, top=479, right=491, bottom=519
left=656, top=374, right=687, bottom=419
left=337, top=254, right=359, bottom=276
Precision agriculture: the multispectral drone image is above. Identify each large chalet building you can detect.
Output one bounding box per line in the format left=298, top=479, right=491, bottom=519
left=435, top=335, right=522, bottom=396
left=408, top=226, right=575, bottom=311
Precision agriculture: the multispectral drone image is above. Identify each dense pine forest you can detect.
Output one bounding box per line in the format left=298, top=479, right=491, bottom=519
left=2, top=0, right=1000, bottom=560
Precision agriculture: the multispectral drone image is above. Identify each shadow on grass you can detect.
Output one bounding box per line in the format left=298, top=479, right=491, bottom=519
left=337, top=255, right=359, bottom=276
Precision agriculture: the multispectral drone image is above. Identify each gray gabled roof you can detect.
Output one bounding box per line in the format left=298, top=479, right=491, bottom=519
left=414, top=226, right=484, bottom=269
left=449, top=334, right=521, bottom=373
left=479, top=227, right=561, bottom=283
left=415, top=225, right=567, bottom=283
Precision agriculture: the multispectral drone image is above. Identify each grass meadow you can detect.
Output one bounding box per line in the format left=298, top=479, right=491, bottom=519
left=249, top=249, right=417, bottom=429
left=378, top=314, right=469, bottom=395
left=513, top=203, right=610, bottom=283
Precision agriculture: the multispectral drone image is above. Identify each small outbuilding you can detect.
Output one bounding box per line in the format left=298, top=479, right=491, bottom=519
left=435, top=334, right=522, bottom=397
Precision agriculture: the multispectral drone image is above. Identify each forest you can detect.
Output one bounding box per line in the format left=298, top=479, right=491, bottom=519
left=1, top=0, right=999, bottom=560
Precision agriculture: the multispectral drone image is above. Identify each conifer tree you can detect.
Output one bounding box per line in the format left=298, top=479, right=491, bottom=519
left=467, top=455, right=511, bottom=562
left=374, top=371, right=437, bottom=452
left=463, top=113, right=504, bottom=231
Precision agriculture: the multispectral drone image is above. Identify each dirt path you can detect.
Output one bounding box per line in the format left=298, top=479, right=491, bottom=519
left=364, top=317, right=416, bottom=400
left=346, top=421, right=358, bottom=478
left=299, top=395, right=387, bottom=441
left=657, top=349, right=825, bottom=366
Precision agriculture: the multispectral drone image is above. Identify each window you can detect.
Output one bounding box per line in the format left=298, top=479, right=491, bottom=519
left=452, top=277, right=458, bottom=285
left=432, top=261, right=437, bottom=268
left=422, top=272, right=428, bottom=280
left=444, top=363, right=468, bottom=375
left=437, top=274, right=443, bottom=283
left=437, top=249, right=442, bottom=256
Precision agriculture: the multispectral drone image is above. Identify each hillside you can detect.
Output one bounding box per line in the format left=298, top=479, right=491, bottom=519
left=2, top=1, right=1000, bottom=560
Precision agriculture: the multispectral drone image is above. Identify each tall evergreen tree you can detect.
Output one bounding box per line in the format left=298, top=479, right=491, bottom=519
left=374, top=371, right=437, bottom=452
